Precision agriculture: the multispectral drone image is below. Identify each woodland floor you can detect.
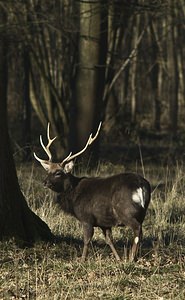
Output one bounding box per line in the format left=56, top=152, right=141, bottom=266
left=1, top=130, right=185, bottom=299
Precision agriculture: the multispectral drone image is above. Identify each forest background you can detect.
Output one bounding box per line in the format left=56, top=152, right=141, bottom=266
left=0, top=1, right=185, bottom=299
left=1, top=0, right=184, bottom=162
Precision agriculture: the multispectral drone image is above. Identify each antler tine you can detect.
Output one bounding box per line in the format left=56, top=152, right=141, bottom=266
left=39, top=123, right=57, bottom=161
left=33, top=152, right=45, bottom=163
left=60, top=151, right=73, bottom=165
left=61, top=122, right=102, bottom=164
left=88, top=121, right=102, bottom=145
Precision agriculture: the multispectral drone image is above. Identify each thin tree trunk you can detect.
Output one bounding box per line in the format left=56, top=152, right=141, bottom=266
left=150, top=21, right=162, bottom=131
left=167, top=5, right=179, bottom=138
left=130, top=15, right=140, bottom=125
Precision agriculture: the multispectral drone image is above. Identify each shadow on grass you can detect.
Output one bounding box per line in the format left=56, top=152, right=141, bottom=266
left=49, top=233, right=157, bottom=261
left=48, top=228, right=185, bottom=261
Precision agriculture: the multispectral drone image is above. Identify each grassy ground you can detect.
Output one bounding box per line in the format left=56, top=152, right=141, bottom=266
left=0, top=162, right=185, bottom=299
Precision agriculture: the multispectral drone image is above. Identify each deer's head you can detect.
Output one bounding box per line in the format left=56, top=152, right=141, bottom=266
left=34, top=123, right=102, bottom=192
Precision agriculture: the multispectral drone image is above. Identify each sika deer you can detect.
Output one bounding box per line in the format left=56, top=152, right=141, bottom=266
left=34, top=123, right=151, bottom=261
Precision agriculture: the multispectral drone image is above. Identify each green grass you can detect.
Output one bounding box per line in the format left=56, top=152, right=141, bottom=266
left=0, top=162, right=185, bottom=299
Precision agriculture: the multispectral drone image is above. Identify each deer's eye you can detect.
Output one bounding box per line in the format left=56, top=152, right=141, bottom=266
left=55, top=171, right=62, bottom=177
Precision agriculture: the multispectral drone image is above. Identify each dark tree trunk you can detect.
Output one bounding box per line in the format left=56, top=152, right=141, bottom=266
left=0, top=9, right=53, bottom=242
left=22, top=47, right=32, bottom=161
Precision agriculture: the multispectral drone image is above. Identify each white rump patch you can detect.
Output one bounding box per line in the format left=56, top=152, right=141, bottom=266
left=134, top=237, right=139, bottom=244
left=132, top=187, right=145, bottom=208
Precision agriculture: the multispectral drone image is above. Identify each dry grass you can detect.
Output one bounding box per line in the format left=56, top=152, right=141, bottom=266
left=0, top=162, right=185, bottom=299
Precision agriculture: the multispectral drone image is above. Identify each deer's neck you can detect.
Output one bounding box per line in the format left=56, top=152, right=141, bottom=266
left=56, top=174, right=82, bottom=216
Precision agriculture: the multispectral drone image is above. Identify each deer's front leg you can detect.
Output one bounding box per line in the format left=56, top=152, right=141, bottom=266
left=81, top=223, right=94, bottom=262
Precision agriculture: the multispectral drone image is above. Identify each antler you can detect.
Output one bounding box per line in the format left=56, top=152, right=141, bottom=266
left=61, top=122, right=102, bottom=165
left=34, top=123, right=57, bottom=163
left=34, top=122, right=102, bottom=166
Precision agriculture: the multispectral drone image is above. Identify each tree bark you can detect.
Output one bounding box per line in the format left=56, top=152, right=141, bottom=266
left=74, top=1, right=107, bottom=157
left=0, top=8, right=53, bottom=242
left=149, top=21, right=162, bottom=131
left=167, top=4, right=179, bottom=138
left=22, top=47, right=32, bottom=161
left=129, top=14, right=140, bottom=125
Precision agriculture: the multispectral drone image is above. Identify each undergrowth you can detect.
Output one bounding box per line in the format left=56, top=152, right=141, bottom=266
left=0, top=162, right=185, bottom=299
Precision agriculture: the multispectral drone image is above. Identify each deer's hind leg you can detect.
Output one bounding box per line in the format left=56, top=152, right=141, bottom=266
left=101, top=227, right=121, bottom=261
left=129, top=221, right=142, bottom=262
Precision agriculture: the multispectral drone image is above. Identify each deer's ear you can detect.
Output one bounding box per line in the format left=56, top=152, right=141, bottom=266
left=63, top=161, right=74, bottom=173
left=40, top=161, right=52, bottom=172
